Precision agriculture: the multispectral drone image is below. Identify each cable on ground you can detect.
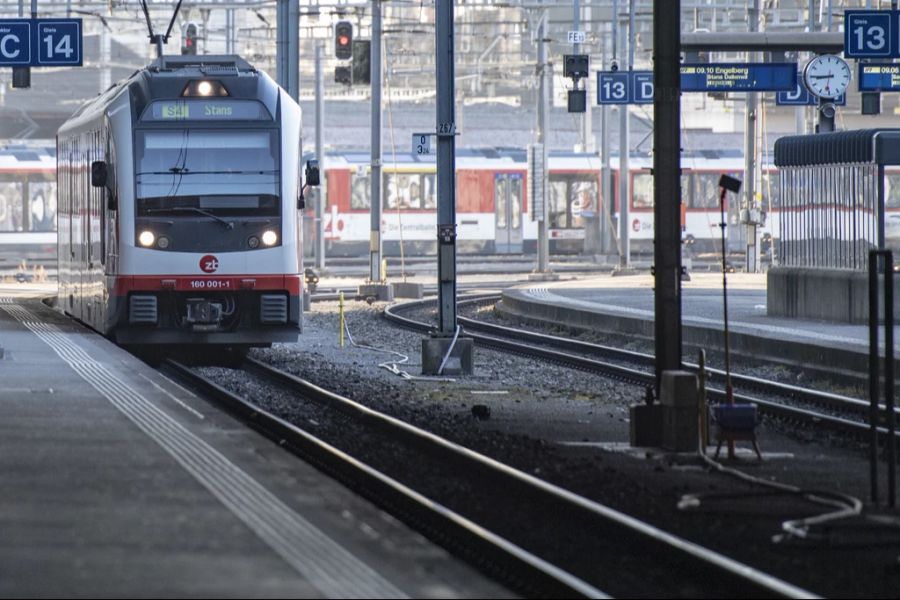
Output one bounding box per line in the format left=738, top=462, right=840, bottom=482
left=342, top=313, right=456, bottom=382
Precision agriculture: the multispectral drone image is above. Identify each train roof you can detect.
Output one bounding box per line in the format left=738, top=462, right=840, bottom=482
left=0, top=142, right=55, bottom=171
left=59, top=54, right=281, bottom=137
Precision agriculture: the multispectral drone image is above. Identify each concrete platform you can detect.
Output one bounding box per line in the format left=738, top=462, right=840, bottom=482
left=0, top=295, right=510, bottom=598
left=498, top=273, right=900, bottom=375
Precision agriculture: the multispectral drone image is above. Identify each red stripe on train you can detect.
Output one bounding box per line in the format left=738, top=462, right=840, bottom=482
left=113, top=275, right=302, bottom=296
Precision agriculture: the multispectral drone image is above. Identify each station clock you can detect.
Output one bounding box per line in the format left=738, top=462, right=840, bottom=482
left=803, top=54, right=851, bottom=100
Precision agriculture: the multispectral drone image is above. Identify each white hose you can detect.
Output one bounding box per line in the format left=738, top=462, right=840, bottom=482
left=343, top=314, right=455, bottom=382
left=437, top=325, right=461, bottom=376
left=679, top=406, right=862, bottom=542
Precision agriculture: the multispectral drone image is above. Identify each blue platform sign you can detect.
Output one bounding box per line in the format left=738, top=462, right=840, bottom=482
left=36, top=20, right=81, bottom=66
left=597, top=72, right=630, bottom=104
left=775, top=75, right=846, bottom=106
left=0, top=18, right=81, bottom=67
left=0, top=21, right=31, bottom=65
left=680, top=63, right=796, bottom=92
left=632, top=71, right=654, bottom=104
left=844, top=10, right=895, bottom=58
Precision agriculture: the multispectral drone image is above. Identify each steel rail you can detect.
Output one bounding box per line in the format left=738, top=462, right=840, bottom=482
left=167, top=357, right=817, bottom=599
left=164, top=359, right=606, bottom=599
left=384, top=297, right=900, bottom=439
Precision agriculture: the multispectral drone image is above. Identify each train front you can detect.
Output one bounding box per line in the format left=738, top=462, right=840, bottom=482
left=114, top=56, right=303, bottom=347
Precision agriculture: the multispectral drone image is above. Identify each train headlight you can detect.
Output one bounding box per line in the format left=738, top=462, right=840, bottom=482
left=261, top=230, right=278, bottom=246
left=157, top=236, right=171, bottom=249
left=182, top=80, right=229, bottom=97
left=248, top=236, right=260, bottom=249
left=139, top=231, right=155, bottom=247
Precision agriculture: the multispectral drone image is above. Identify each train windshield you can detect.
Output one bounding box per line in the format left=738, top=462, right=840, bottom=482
left=135, top=129, right=279, bottom=216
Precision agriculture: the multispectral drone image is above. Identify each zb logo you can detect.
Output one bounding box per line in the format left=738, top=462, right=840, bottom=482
left=200, top=255, right=219, bottom=273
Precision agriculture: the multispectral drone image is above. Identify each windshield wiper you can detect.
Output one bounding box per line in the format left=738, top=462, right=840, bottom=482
left=145, top=206, right=234, bottom=230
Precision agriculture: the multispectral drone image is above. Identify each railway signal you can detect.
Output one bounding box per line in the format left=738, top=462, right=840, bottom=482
left=352, top=39, right=370, bottom=85
left=335, top=21, right=352, bottom=60
left=334, top=66, right=351, bottom=85
left=182, top=22, right=198, bottom=55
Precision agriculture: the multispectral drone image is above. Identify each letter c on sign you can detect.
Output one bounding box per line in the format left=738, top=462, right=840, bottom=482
left=1, top=34, right=20, bottom=58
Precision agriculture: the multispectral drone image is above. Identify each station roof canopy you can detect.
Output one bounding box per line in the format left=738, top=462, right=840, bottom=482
left=774, top=129, right=900, bottom=167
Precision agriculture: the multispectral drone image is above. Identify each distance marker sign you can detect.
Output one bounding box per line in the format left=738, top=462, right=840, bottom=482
left=0, top=18, right=81, bottom=67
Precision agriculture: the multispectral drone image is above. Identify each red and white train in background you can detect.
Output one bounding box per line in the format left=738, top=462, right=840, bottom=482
left=311, top=148, right=785, bottom=257
left=0, top=143, right=57, bottom=264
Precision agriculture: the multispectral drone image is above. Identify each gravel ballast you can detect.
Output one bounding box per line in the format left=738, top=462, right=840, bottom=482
left=218, top=298, right=900, bottom=598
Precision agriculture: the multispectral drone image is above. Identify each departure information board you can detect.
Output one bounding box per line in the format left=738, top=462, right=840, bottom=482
left=680, top=63, right=796, bottom=92
left=597, top=63, right=797, bottom=104
left=858, top=63, right=900, bottom=92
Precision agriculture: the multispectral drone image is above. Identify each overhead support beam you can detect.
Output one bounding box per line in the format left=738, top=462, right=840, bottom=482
left=681, top=31, right=842, bottom=53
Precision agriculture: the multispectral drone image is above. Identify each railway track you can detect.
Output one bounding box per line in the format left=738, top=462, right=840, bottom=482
left=383, top=295, right=900, bottom=441
left=164, top=356, right=815, bottom=599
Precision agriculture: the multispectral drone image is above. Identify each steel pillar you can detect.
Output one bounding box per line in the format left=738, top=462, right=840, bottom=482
left=436, top=0, right=456, bottom=335
left=653, top=0, right=683, bottom=386
left=315, top=42, right=326, bottom=271
left=744, top=0, right=759, bottom=273
left=535, top=11, right=552, bottom=277
left=369, top=0, right=383, bottom=284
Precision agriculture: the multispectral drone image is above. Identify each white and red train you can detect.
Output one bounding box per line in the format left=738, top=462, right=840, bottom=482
left=57, top=54, right=317, bottom=352
left=0, top=143, right=57, bottom=264
left=313, top=148, right=779, bottom=256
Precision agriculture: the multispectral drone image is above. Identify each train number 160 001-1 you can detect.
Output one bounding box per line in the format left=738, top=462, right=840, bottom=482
left=189, top=279, right=232, bottom=290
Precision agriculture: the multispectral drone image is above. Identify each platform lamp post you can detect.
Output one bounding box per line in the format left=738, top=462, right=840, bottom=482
left=717, top=174, right=742, bottom=405
left=421, top=0, right=473, bottom=376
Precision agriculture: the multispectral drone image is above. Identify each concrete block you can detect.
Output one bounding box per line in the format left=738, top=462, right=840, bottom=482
left=659, top=370, right=698, bottom=408
left=422, top=336, right=474, bottom=376
left=611, top=266, right=639, bottom=277
left=630, top=403, right=663, bottom=447
left=528, top=271, right=560, bottom=282
left=302, top=290, right=312, bottom=312
left=663, top=405, right=700, bottom=452
left=392, top=282, right=424, bottom=299
left=357, top=283, right=394, bottom=302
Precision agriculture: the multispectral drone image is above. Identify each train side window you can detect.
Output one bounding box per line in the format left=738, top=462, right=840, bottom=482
left=886, top=173, right=900, bottom=209
left=691, top=173, right=724, bottom=209
left=0, top=177, right=24, bottom=232
left=496, top=177, right=508, bottom=228
left=350, top=172, right=370, bottom=210
left=632, top=172, right=653, bottom=208
left=29, top=179, right=57, bottom=232
left=761, top=171, right=780, bottom=209
left=384, top=173, right=422, bottom=210
left=421, top=174, right=436, bottom=209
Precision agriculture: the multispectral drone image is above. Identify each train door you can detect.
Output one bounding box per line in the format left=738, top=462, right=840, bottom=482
left=494, top=173, right=523, bottom=253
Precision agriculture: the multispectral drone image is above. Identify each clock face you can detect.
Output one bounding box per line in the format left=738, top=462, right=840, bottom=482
left=803, top=55, right=851, bottom=99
